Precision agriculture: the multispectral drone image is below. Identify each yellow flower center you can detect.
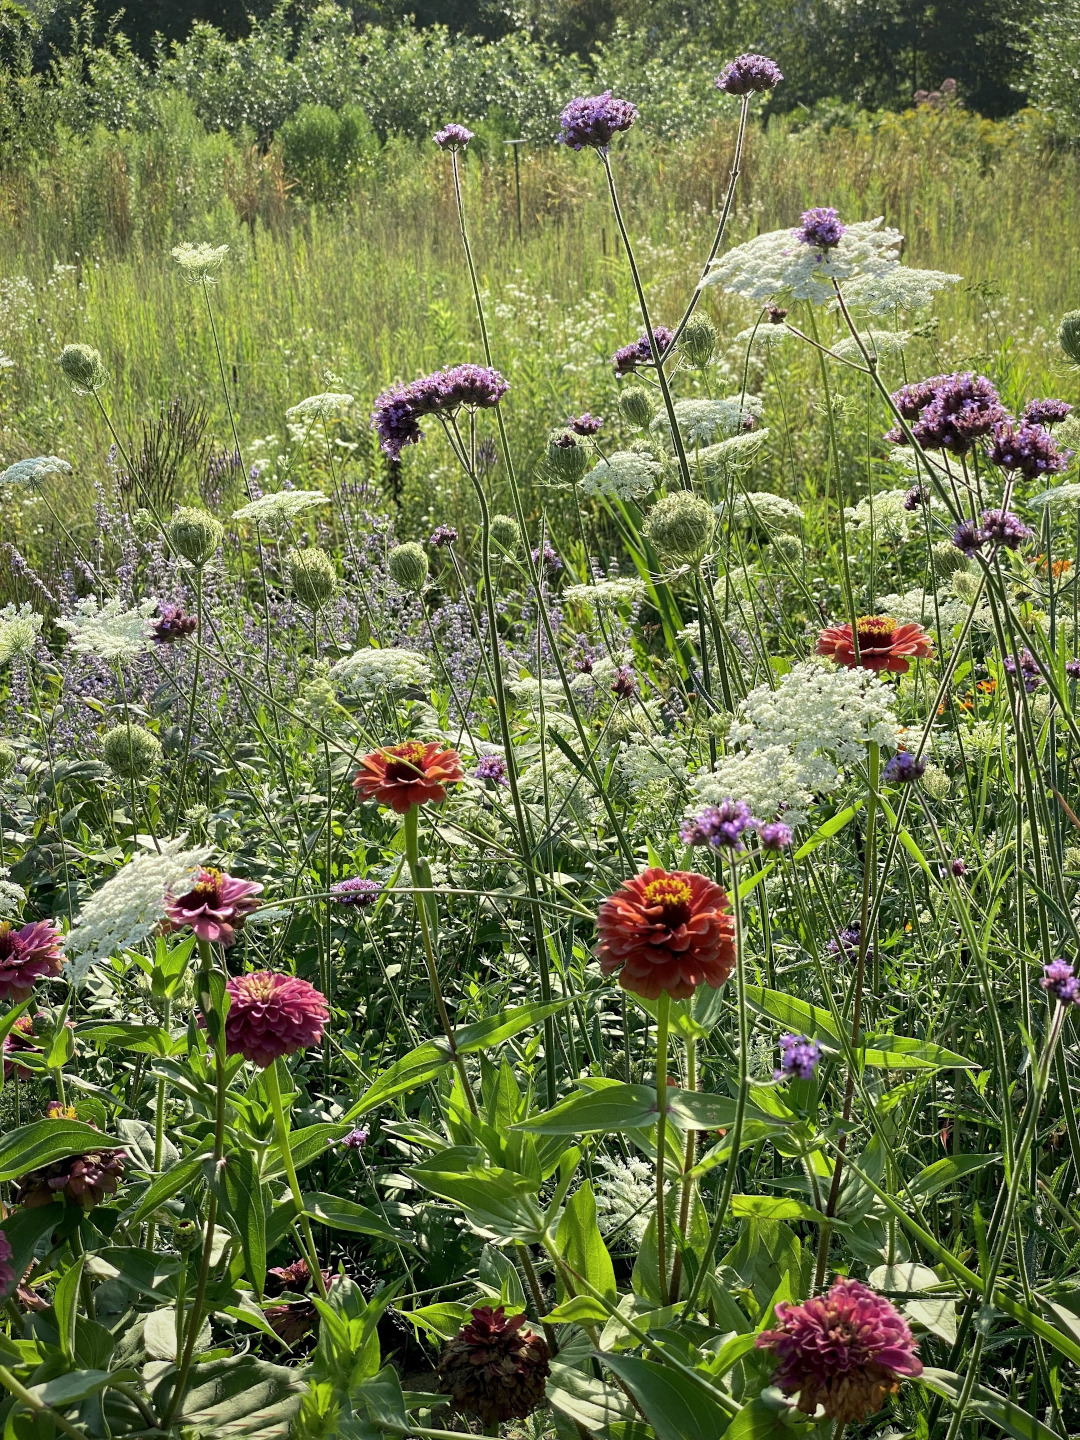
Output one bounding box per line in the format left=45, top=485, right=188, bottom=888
left=641, top=875, right=693, bottom=927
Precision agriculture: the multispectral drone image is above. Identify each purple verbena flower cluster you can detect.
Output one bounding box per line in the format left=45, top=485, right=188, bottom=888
left=613, top=326, right=674, bottom=376
left=434, top=124, right=474, bottom=150
left=532, top=542, right=561, bottom=571
left=474, top=754, right=508, bottom=784
left=776, top=1032, right=821, bottom=1080
left=793, top=207, right=844, bottom=249
left=558, top=92, right=637, bottom=152
left=330, top=877, right=383, bottom=906
left=429, top=525, right=458, bottom=548
left=611, top=666, right=637, bottom=699
left=567, top=413, right=603, bottom=435
left=903, top=485, right=926, bottom=512
left=1041, top=959, right=1080, bottom=1005
left=153, top=604, right=197, bottom=644
left=987, top=422, right=1071, bottom=479
left=1002, top=650, right=1043, bottom=691
left=715, top=53, right=783, bottom=95
left=681, top=799, right=757, bottom=851
left=1023, top=398, right=1072, bottom=428
left=883, top=750, right=926, bottom=784
left=951, top=509, right=1032, bottom=556
left=371, top=365, right=509, bottom=460
left=888, top=372, right=1008, bottom=454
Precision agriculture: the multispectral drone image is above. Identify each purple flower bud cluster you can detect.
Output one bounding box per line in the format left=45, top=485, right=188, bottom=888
left=1041, top=959, right=1080, bottom=1006
left=951, top=520, right=984, bottom=557
left=776, top=1032, right=821, bottom=1080
left=330, top=877, right=383, bottom=907
left=611, top=666, right=638, bottom=699
left=532, top=542, right=561, bottom=571
left=883, top=751, right=926, bottom=785
left=951, top=509, right=1032, bottom=556
left=371, top=365, right=509, bottom=460
left=341, top=1126, right=369, bottom=1149
left=949, top=857, right=967, bottom=878
left=568, top=413, right=603, bottom=435
left=987, top=422, right=1071, bottom=479
left=474, top=754, right=508, bottom=784
left=715, top=53, right=784, bottom=95
left=558, top=92, right=637, bottom=152
left=1023, top=398, right=1072, bottom=428
left=903, top=485, right=926, bottom=512
left=613, top=326, right=674, bottom=376
left=759, top=821, right=794, bottom=851
left=153, top=604, right=197, bottom=644
left=434, top=124, right=474, bottom=150
left=681, top=801, right=795, bottom=853
left=1067, top=658, right=1080, bottom=680
left=887, top=372, right=1009, bottom=454
left=793, top=207, right=844, bottom=250
left=1002, top=650, right=1043, bottom=692
left=827, top=923, right=871, bottom=960
left=429, top=525, right=458, bottom=548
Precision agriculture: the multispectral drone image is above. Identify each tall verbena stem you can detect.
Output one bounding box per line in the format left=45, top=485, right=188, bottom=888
left=654, top=991, right=671, bottom=1305
left=265, top=1058, right=330, bottom=1299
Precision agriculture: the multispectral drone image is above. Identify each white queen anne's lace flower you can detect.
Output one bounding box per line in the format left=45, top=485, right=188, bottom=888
left=844, top=487, right=944, bottom=543
left=730, top=659, right=899, bottom=792
left=329, top=646, right=431, bottom=698
left=693, top=744, right=813, bottom=826
left=0, top=603, right=43, bottom=664
left=877, top=588, right=967, bottom=632
left=64, top=839, right=210, bottom=980
left=837, top=266, right=962, bottom=315
left=579, top=450, right=662, bottom=501
left=0, top=876, right=25, bottom=921
left=171, top=242, right=229, bottom=283
left=57, top=596, right=157, bottom=661
left=233, top=489, right=330, bottom=523
left=702, top=218, right=903, bottom=304
left=725, top=490, right=804, bottom=533
left=0, top=455, right=71, bottom=489
left=595, top=1154, right=654, bottom=1243
left=1031, top=482, right=1080, bottom=510
left=616, top=735, right=689, bottom=790
left=563, top=578, right=646, bottom=609
left=285, top=393, right=355, bottom=422
left=831, top=329, right=912, bottom=361
left=652, top=396, right=762, bottom=449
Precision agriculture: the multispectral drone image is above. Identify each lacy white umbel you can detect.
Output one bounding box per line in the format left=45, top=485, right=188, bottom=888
left=329, top=646, right=431, bottom=698
left=57, top=596, right=157, bottom=661
left=702, top=218, right=903, bottom=304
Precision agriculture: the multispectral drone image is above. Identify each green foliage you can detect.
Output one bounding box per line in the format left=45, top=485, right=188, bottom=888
left=280, top=102, right=378, bottom=202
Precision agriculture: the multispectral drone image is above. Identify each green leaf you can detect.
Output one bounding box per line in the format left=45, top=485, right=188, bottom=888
left=861, top=1036, right=978, bottom=1069
left=793, top=804, right=860, bottom=858
left=516, top=1083, right=657, bottom=1135
left=919, top=1366, right=1063, bottom=1440
left=151, top=1355, right=305, bottom=1438
left=453, top=998, right=575, bottom=1054
left=668, top=1091, right=783, bottom=1131
left=556, top=1182, right=616, bottom=1300
left=348, top=1040, right=450, bottom=1118
left=408, top=1156, right=540, bottom=1241
left=731, top=1196, right=834, bottom=1225
left=719, top=1397, right=798, bottom=1440
left=124, top=1146, right=210, bottom=1224
left=302, top=1191, right=416, bottom=1247
left=52, top=1254, right=85, bottom=1362
left=908, top=1154, right=1000, bottom=1198
left=600, top=1354, right=734, bottom=1440
left=263, top=1122, right=353, bottom=1179
left=546, top=1294, right=611, bottom=1325
left=403, top=1301, right=469, bottom=1342
left=0, top=1119, right=113, bottom=1182
left=0, top=1203, right=64, bottom=1282
left=744, top=987, right=840, bottom=1042
left=77, top=1022, right=180, bottom=1057
left=31, top=1369, right=140, bottom=1407
left=221, top=1148, right=268, bottom=1300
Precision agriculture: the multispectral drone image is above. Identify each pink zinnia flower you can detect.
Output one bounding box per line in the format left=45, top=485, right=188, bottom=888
left=164, top=867, right=262, bottom=946
left=0, top=920, right=64, bottom=1002
left=223, top=971, right=328, bottom=1068
left=756, top=1276, right=922, bottom=1423
left=2, top=1015, right=37, bottom=1079
left=0, top=1230, right=14, bottom=1299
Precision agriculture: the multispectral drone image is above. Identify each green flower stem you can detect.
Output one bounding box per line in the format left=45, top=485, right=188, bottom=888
left=654, top=990, right=671, bottom=1306
left=403, top=804, right=478, bottom=1115
left=0, top=1365, right=91, bottom=1440
left=515, top=1241, right=559, bottom=1356
left=814, top=738, right=879, bottom=1290
left=265, top=1058, right=329, bottom=1300
left=171, top=566, right=203, bottom=837
left=681, top=855, right=748, bottom=1317
left=807, top=304, right=860, bottom=654
left=667, top=1035, right=698, bottom=1299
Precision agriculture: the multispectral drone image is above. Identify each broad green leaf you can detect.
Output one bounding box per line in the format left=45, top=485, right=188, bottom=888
left=908, top=1154, right=1000, bottom=1198
left=124, top=1147, right=210, bottom=1224
left=408, top=1157, right=540, bottom=1241
left=221, top=1148, right=268, bottom=1299
left=516, top=1083, right=656, bottom=1134
left=919, top=1366, right=1062, bottom=1440
left=731, top=1196, right=834, bottom=1225
left=404, top=1301, right=469, bottom=1342
left=601, top=1354, right=734, bottom=1440
left=31, top=1369, right=140, bottom=1406
left=453, top=998, right=575, bottom=1054
left=0, top=1119, right=113, bottom=1182
left=546, top=1293, right=611, bottom=1325
left=348, top=1040, right=450, bottom=1118
left=744, top=987, right=840, bottom=1042
left=793, top=804, right=860, bottom=858
left=302, top=1191, right=416, bottom=1247
left=151, top=1355, right=305, bottom=1438
left=52, top=1254, right=85, bottom=1361
left=556, top=1182, right=616, bottom=1299
left=668, top=1091, right=784, bottom=1131
left=860, top=1036, right=978, bottom=1070
left=264, top=1122, right=353, bottom=1178
left=719, top=1397, right=798, bottom=1440
left=0, top=1203, right=64, bottom=1282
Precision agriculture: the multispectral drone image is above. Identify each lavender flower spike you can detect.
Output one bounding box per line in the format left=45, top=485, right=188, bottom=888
left=558, top=92, right=637, bottom=152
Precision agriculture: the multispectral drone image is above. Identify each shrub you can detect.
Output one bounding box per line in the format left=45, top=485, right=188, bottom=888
left=280, top=102, right=378, bottom=203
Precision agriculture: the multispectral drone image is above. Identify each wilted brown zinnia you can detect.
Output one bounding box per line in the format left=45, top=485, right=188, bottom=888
left=438, top=1306, right=550, bottom=1426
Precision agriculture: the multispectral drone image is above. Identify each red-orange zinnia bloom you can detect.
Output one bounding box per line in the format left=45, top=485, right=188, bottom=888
left=595, top=867, right=736, bottom=1001
left=816, top=615, right=933, bottom=674
left=353, top=741, right=464, bottom=813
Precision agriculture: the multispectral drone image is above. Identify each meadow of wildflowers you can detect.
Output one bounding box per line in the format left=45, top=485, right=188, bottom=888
left=1, top=46, right=1080, bottom=1440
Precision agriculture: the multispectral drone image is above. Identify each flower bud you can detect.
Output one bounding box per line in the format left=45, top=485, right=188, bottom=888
left=169, top=507, right=223, bottom=567
left=388, top=541, right=429, bottom=593
left=0, top=741, right=16, bottom=779
left=932, top=541, right=967, bottom=579
left=102, top=724, right=162, bottom=781
left=288, top=546, right=337, bottom=610
left=1060, top=311, right=1080, bottom=366
left=619, top=386, right=654, bottom=429
left=59, top=343, right=107, bottom=393
left=490, top=514, right=520, bottom=551
left=172, top=1219, right=201, bottom=1253
left=643, top=490, right=715, bottom=567
left=680, top=314, right=717, bottom=368
left=951, top=569, right=981, bottom=603
left=544, top=430, right=590, bottom=483
left=769, top=533, right=803, bottom=564
left=921, top=762, right=951, bottom=799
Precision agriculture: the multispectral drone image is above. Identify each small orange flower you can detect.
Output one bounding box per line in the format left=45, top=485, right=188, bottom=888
left=816, top=616, right=934, bottom=674
left=353, top=741, right=464, bottom=813
left=595, top=867, right=735, bottom=1001
left=977, top=679, right=996, bottom=695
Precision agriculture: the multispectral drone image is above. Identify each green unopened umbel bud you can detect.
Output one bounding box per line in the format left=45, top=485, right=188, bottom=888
left=545, top=430, right=590, bottom=484
left=102, top=724, right=162, bottom=781
left=59, top=343, right=107, bottom=393
left=388, top=541, right=429, bottom=594
left=169, top=507, right=223, bottom=567
left=769, top=532, right=804, bottom=565
left=1060, top=310, right=1080, bottom=366
left=931, top=541, right=967, bottom=579
left=0, top=741, right=16, bottom=779
left=289, top=546, right=337, bottom=610
left=921, top=762, right=951, bottom=800
left=490, top=514, right=520, bottom=551
left=643, top=490, right=715, bottom=568
left=619, top=386, right=654, bottom=429
left=951, top=569, right=981, bottom=604
left=680, top=313, right=717, bottom=369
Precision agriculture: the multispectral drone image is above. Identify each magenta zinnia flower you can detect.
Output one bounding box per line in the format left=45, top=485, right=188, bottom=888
left=757, top=1277, right=922, bottom=1423
left=224, top=971, right=328, bottom=1067
left=0, top=920, right=64, bottom=1002
left=164, top=867, right=262, bottom=946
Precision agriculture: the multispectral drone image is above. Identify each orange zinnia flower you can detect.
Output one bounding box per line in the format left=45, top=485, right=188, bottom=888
left=816, top=615, right=934, bottom=674
left=595, top=867, right=736, bottom=1001
left=353, top=741, right=464, bottom=813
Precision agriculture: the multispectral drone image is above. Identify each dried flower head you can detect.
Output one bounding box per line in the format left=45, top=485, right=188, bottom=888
left=223, top=971, right=328, bottom=1067
left=643, top=491, right=715, bottom=567
left=15, top=1148, right=126, bottom=1211
left=596, top=867, right=735, bottom=1000
left=288, top=546, right=337, bottom=610
left=59, top=344, right=107, bottom=393
left=101, top=724, right=162, bottom=781
left=438, top=1306, right=550, bottom=1426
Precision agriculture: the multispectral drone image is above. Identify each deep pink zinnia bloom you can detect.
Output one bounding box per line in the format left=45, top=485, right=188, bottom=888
left=757, top=1277, right=922, bottom=1423
left=0, top=920, right=64, bottom=1002
left=224, top=971, right=328, bottom=1068
left=164, top=867, right=262, bottom=946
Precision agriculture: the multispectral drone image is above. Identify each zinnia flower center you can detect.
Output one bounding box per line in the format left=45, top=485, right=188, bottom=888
left=0, top=924, right=22, bottom=961
left=245, top=975, right=277, bottom=1001
left=384, top=742, right=427, bottom=783
left=184, top=868, right=224, bottom=906
left=855, top=615, right=896, bottom=647
left=641, top=876, right=694, bottom=928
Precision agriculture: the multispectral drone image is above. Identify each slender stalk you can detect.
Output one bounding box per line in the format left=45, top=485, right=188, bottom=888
left=654, top=991, right=671, bottom=1306
left=667, top=1035, right=697, bottom=1298
left=171, top=566, right=204, bottom=836
left=265, top=1059, right=329, bottom=1299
